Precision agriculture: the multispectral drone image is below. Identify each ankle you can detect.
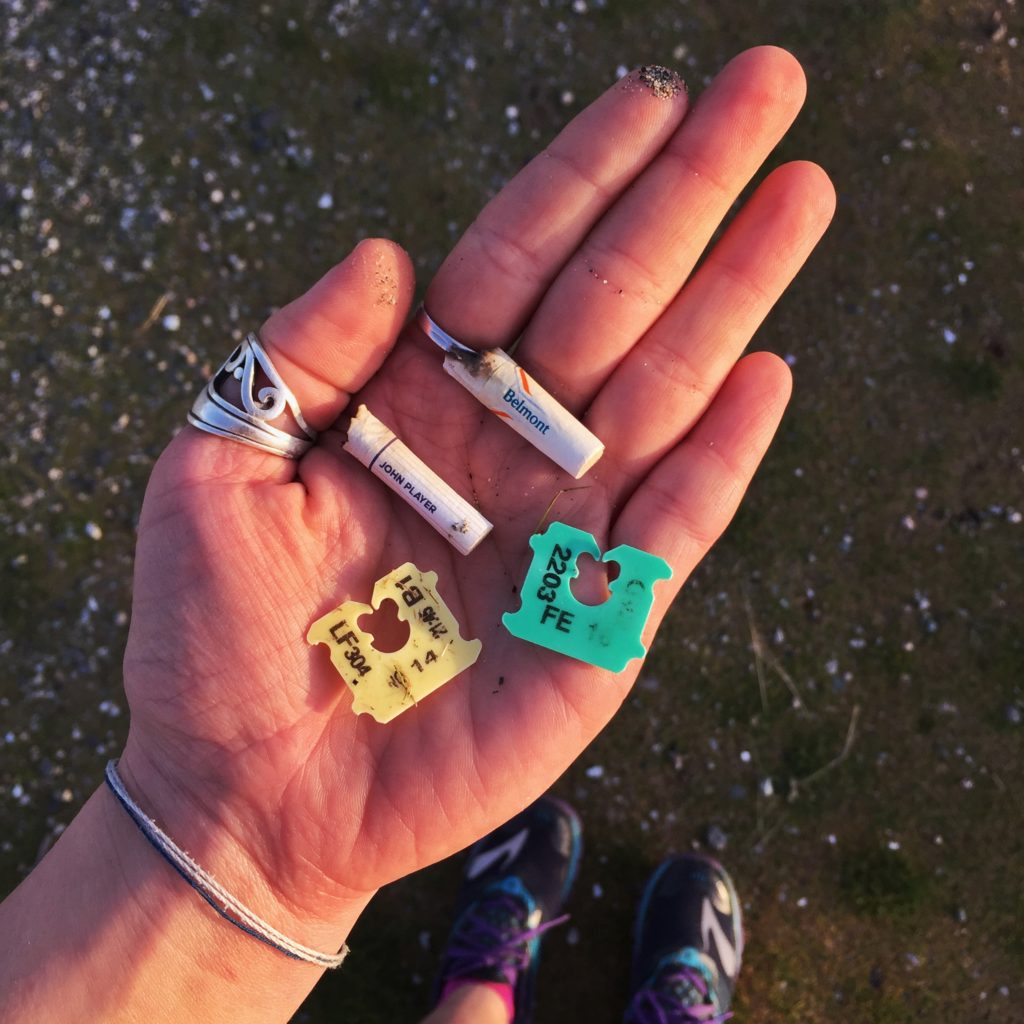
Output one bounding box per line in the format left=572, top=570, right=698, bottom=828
left=424, top=979, right=513, bottom=1024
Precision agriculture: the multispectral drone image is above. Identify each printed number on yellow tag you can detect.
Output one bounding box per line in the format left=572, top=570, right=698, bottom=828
left=307, top=563, right=481, bottom=723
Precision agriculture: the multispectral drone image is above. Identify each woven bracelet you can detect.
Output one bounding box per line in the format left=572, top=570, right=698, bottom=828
left=104, top=759, right=348, bottom=969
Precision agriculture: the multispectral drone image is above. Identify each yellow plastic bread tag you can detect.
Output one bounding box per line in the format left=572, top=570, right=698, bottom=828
left=307, top=563, right=482, bottom=723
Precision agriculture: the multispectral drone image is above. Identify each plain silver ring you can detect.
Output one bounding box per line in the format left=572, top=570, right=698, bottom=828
left=414, top=306, right=480, bottom=356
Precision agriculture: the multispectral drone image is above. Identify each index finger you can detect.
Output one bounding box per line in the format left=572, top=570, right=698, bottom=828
left=423, top=66, right=690, bottom=349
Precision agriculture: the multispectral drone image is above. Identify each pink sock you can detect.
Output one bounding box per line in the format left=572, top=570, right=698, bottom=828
left=440, top=978, right=516, bottom=1022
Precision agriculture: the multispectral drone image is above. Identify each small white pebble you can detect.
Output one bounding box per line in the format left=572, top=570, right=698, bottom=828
left=740, top=750, right=751, bottom=763
left=887, top=840, right=901, bottom=851
left=317, top=192, right=334, bottom=210
left=942, top=327, right=958, bottom=344
left=504, top=105, right=519, bottom=120
left=210, top=188, right=224, bottom=204
left=162, top=314, right=181, bottom=332
left=84, top=522, right=103, bottom=541
left=585, top=765, right=604, bottom=780
left=592, top=883, right=603, bottom=898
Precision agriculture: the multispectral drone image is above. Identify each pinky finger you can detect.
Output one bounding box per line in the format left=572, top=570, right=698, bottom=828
left=612, top=351, right=792, bottom=612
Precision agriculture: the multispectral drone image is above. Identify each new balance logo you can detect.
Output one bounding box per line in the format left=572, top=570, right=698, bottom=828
left=466, top=827, right=529, bottom=880
left=701, top=898, right=738, bottom=978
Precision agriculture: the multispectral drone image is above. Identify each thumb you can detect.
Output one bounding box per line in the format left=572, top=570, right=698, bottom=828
left=171, top=238, right=415, bottom=486
left=260, top=237, right=415, bottom=431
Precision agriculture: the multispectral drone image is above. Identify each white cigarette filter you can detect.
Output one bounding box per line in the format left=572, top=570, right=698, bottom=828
left=416, top=308, right=605, bottom=479
left=343, top=405, right=493, bottom=556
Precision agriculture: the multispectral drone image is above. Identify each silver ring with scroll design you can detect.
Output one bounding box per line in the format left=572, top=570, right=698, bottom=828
left=187, top=333, right=317, bottom=459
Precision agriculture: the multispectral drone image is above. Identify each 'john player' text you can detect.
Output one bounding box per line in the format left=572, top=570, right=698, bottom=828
left=380, top=461, right=439, bottom=514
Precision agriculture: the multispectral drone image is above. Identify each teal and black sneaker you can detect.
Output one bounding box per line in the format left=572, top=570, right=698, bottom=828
left=624, top=855, right=744, bottom=1024
left=433, top=796, right=582, bottom=1024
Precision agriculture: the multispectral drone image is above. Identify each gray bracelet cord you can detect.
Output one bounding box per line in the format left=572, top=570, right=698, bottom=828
left=104, top=759, right=348, bottom=969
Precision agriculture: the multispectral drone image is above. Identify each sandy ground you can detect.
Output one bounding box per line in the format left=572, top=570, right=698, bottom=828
left=1, top=2, right=1022, bottom=1021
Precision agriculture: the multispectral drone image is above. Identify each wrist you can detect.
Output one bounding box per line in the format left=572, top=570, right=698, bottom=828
left=115, top=738, right=375, bottom=958
left=1, top=780, right=373, bottom=1024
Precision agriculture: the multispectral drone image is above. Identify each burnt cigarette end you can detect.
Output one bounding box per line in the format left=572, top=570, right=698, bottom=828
left=635, top=65, right=685, bottom=100
left=446, top=344, right=487, bottom=377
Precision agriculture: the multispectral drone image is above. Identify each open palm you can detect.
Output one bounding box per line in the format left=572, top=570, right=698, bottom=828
left=116, top=49, right=834, bottom=947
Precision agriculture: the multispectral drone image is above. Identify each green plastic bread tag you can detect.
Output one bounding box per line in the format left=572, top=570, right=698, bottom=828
left=501, top=522, right=672, bottom=671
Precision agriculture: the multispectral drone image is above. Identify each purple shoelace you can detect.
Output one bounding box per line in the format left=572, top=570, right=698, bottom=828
left=625, top=960, right=733, bottom=1024
left=443, top=890, right=569, bottom=987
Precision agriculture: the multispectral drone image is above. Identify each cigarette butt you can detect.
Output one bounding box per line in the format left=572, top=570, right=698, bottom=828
left=343, top=405, right=493, bottom=556
left=442, top=348, right=604, bottom=479
left=415, top=308, right=604, bottom=478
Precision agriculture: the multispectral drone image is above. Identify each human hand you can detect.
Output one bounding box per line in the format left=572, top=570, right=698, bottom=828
left=117, top=47, right=834, bottom=950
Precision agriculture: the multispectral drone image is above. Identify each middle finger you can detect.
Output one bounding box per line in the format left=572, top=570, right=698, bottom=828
left=515, top=46, right=808, bottom=413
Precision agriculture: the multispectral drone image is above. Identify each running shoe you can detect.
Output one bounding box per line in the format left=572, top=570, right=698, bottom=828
left=433, top=795, right=582, bottom=1024
left=624, top=854, right=744, bottom=1024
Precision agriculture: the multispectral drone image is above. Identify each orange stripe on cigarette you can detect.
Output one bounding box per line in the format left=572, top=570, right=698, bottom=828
left=489, top=409, right=513, bottom=419
left=518, top=368, right=532, bottom=395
